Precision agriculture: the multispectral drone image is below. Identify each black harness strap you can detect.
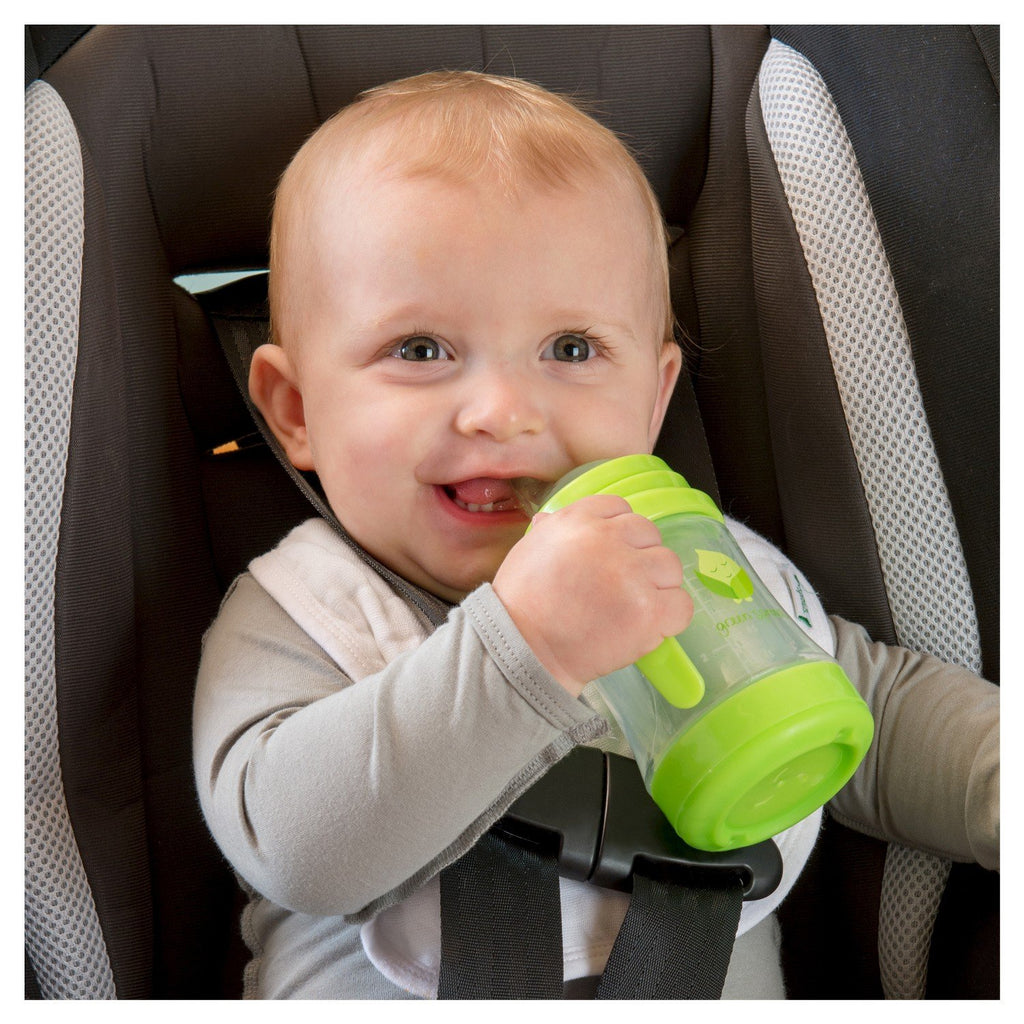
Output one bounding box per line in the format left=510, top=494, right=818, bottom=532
left=438, top=831, right=563, bottom=999
left=438, top=840, right=744, bottom=1000
left=203, top=284, right=452, bottom=628
left=596, top=871, right=743, bottom=999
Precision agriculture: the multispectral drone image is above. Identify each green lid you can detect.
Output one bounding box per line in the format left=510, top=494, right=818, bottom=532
left=536, top=455, right=724, bottom=524
left=650, top=661, right=875, bottom=852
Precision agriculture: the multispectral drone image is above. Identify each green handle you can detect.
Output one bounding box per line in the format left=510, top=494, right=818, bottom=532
left=636, top=636, right=705, bottom=709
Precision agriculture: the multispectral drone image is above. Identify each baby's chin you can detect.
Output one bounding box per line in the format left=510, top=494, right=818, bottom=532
left=395, top=550, right=515, bottom=606
left=429, top=562, right=509, bottom=604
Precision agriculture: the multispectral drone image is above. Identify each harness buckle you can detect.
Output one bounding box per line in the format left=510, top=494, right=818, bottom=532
left=493, top=746, right=782, bottom=901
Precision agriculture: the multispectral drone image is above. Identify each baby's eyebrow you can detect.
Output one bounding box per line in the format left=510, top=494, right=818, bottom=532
left=371, top=310, right=415, bottom=328
left=366, top=307, right=446, bottom=335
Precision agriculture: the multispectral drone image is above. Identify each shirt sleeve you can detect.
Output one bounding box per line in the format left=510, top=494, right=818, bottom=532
left=827, top=616, right=999, bottom=870
left=193, top=573, right=606, bottom=921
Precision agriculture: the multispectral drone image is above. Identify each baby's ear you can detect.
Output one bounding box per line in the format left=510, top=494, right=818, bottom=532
left=647, top=340, right=683, bottom=447
left=248, top=344, right=315, bottom=470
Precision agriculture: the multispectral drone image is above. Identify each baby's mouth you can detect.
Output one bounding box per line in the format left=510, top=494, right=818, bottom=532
left=442, top=477, right=546, bottom=515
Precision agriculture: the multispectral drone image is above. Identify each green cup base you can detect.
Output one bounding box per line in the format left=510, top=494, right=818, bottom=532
left=650, top=661, right=874, bottom=852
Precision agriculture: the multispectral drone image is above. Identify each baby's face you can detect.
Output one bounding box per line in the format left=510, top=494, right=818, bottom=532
left=280, top=164, right=680, bottom=602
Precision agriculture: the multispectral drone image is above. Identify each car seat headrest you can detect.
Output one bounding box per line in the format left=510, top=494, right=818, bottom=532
left=60, top=25, right=718, bottom=279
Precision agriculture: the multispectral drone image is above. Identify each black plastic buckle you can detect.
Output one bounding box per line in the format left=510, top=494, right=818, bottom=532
left=493, top=746, right=782, bottom=901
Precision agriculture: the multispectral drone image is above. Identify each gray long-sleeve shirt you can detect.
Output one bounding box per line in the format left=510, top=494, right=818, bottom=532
left=193, top=518, right=998, bottom=998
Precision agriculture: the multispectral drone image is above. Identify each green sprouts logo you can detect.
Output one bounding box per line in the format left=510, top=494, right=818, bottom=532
left=695, top=549, right=754, bottom=603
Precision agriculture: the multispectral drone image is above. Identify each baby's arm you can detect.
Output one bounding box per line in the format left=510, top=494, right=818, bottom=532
left=195, top=495, right=691, bottom=923
left=193, top=572, right=604, bottom=922
left=828, top=617, right=999, bottom=870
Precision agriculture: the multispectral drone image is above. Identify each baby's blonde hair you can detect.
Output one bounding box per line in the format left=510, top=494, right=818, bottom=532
left=269, top=70, right=673, bottom=348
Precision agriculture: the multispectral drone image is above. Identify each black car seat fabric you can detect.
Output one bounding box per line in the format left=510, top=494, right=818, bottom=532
left=24, top=24, right=997, bottom=1000
left=745, top=26, right=998, bottom=998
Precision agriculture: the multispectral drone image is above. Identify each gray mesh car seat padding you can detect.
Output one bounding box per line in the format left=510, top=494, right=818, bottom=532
left=25, top=79, right=115, bottom=1000
left=757, top=41, right=981, bottom=677
left=749, top=30, right=997, bottom=998
left=756, top=40, right=962, bottom=1001
left=763, top=25, right=999, bottom=680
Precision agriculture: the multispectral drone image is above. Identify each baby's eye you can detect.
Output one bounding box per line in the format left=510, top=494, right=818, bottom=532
left=394, top=336, right=450, bottom=362
left=544, top=334, right=596, bottom=363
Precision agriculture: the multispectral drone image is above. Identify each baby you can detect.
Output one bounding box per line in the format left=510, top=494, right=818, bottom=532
left=193, top=71, right=998, bottom=999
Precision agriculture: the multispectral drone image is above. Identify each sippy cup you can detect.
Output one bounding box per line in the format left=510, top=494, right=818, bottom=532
left=530, top=455, right=874, bottom=852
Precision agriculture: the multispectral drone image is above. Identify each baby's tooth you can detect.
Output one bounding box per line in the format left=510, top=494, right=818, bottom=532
left=455, top=497, right=500, bottom=513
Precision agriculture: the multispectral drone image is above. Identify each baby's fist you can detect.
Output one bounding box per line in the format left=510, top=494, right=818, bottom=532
left=493, top=494, right=693, bottom=696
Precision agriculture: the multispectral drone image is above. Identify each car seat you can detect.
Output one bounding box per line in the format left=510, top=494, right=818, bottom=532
left=25, top=24, right=997, bottom=999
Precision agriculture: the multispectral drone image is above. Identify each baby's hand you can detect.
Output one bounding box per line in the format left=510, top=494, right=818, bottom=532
left=492, top=494, right=693, bottom=697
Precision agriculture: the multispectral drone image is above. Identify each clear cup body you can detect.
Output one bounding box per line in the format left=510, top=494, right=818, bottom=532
left=593, top=513, right=835, bottom=786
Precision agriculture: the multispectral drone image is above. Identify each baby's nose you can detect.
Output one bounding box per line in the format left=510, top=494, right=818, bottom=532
left=454, top=370, right=545, bottom=441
